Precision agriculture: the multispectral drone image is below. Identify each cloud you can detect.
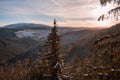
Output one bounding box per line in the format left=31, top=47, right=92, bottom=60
left=68, top=17, right=95, bottom=21
left=50, top=0, right=61, bottom=6
left=0, top=0, right=97, bottom=16
left=0, top=0, right=118, bottom=27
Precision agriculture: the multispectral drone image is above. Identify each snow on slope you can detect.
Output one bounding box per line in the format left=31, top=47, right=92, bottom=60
left=15, top=29, right=50, bottom=41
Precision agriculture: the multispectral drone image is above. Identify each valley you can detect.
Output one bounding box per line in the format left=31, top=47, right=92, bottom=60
left=0, top=23, right=120, bottom=65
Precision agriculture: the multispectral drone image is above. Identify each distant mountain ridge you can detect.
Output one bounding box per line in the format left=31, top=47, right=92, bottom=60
left=4, top=23, right=51, bottom=29
left=0, top=22, right=120, bottom=64
left=0, top=23, right=52, bottom=64
left=0, top=23, right=89, bottom=64
left=67, top=23, right=120, bottom=62
left=0, top=23, right=87, bottom=40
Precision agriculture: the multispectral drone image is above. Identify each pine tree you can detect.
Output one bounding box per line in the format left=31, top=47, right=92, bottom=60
left=40, top=19, right=64, bottom=80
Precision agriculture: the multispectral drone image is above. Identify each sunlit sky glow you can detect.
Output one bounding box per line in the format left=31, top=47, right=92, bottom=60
left=0, top=0, right=119, bottom=27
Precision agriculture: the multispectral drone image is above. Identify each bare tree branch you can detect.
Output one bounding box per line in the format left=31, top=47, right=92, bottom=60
left=98, top=0, right=120, bottom=21
left=100, top=0, right=120, bottom=6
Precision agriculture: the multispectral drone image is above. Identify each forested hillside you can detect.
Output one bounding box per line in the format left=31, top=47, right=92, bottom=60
left=0, top=22, right=120, bottom=80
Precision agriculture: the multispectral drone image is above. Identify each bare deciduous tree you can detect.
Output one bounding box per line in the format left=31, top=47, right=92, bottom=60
left=98, top=0, right=120, bottom=21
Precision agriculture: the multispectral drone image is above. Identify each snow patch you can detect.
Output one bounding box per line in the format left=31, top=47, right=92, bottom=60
left=15, top=29, right=49, bottom=41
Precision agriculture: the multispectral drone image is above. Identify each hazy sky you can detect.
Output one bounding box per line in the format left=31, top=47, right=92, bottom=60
left=0, top=0, right=119, bottom=27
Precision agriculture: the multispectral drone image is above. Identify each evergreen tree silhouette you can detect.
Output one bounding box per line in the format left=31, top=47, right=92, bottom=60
left=40, top=19, right=64, bottom=80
